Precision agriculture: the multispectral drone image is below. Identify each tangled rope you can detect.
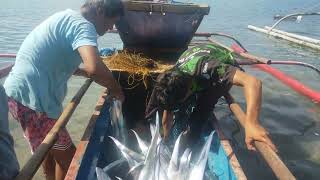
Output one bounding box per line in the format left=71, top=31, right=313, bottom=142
left=102, top=51, right=173, bottom=88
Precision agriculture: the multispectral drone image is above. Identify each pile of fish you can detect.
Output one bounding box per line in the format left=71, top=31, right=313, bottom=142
left=96, top=112, right=215, bottom=180
left=110, top=100, right=128, bottom=145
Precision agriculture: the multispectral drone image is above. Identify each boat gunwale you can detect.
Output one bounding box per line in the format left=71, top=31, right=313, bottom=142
left=0, top=63, right=13, bottom=79
left=65, top=90, right=109, bottom=180
left=123, top=1, right=210, bottom=15
left=213, top=121, right=247, bottom=180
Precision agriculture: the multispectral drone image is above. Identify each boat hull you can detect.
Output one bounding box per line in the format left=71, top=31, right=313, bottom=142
left=116, top=1, right=210, bottom=60
left=65, top=91, right=245, bottom=180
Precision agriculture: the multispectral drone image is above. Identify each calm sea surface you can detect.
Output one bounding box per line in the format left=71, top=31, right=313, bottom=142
left=1, top=0, right=320, bottom=179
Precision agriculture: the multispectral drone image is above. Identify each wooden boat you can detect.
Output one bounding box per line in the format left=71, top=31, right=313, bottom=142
left=64, top=76, right=246, bottom=180
left=63, top=37, right=296, bottom=179
left=0, top=40, right=295, bottom=180
left=0, top=1, right=295, bottom=179
left=116, top=0, right=210, bottom=60
left=64, top=1, right=247, bottom=174
left=0, top=61, right=245, bottom=179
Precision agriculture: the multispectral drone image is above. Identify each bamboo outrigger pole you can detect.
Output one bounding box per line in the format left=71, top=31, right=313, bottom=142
left=268, top=12, right=320, bottom=33
left=207, top=37, right=271, bottom=64
left=248, top=25, right=320, bottom=51
left=206, top=36, right=320, bottom=102
left=224, top=93, right=296, bottom=180
left=15, top=78, right=93, bottom=180
left=265, top=26, right=320, bottom=45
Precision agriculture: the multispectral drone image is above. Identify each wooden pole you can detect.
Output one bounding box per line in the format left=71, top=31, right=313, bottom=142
left=207, top=37, right=271, bottom=64
left=206, top=38, right=320, bottom=103
left=0, top=63, right=13, bottom=79
left=15, top=78, right=93, bottom=180
left=224, top=93, right=296, bottom=180
left=248, top=25, right=320, bottom=51
left=268, top=12, right=320, bottom=33
left=265, top=26, right=320, bottom=45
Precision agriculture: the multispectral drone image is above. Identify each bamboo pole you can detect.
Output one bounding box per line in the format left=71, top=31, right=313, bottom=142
left=248, top=25, right=320, bottom=51
left=209, top=36, right=320, bottom=104
left=15, top=78, right=93, bottom=180
left=207, top=37, right=271, bottom=64
left=268, top=12, right=320, bottom=33
left=265, top=26, right=320, bottom=45
left=0, top=53, right=16, bottom=58
left=224, top=93, right=296, bottom=180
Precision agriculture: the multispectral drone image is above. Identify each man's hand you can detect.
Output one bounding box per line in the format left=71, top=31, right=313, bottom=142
left=78, top=45, right=125, bottom=103
left=232, top=70, right=277, bottom=152
left=245, top=123, right=278, bottom=152
left=73, top=68, right=89, bottom=78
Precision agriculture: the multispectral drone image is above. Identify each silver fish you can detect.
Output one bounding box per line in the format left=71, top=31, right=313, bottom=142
left=96, top=167, right=111, bottom=180
left=150, top=123, right=156, bottom=139
left=127, top=161, right=144, bottom=175
left=131, top=129, right=148, bottom=155
left=167, top=133, right=182, bottom=179
left=138, top=112, right=161, bottom=180
left=144, top=112, right=161, bottom=163
left=154, top=145, right=170, bottom=180
left=188, top=131, right=214, bottom=180
left=108, top=136, right=144, bottom=167
left=178, top=148, right=192, bottom=180
left=103, top=158, right=126, bottom=172
left=111, top=100, right=128, bottom=145
left=105, top=110, right=216, bottom=180
left=156, top=141, right=173, bottom=179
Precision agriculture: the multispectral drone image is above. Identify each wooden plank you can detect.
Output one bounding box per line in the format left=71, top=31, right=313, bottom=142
left=0, top=63, right=13, bottom=79
left=224, top=93, right=296, bottom=180
left=65, top=90, right=108, bottom=180
left=212, top=120, right=247, bottom=180
left=123, top=1, right=210, bottom=14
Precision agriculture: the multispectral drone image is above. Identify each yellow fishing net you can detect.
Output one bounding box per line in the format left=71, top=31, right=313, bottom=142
left=102, top=51, right=174, bottom=88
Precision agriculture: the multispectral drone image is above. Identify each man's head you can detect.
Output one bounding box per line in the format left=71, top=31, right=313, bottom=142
left=154, top=70, right=193, bottom=111
left=82, top=0, right=124, bottom=36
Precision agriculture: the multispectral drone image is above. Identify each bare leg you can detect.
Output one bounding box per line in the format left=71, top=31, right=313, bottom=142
left=42, top=151, right=55, bottom=180
left=52, top=144, right=76, bottom=180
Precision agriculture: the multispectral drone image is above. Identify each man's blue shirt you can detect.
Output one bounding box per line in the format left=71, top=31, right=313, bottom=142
left=4, top=9, right=98, bottom=119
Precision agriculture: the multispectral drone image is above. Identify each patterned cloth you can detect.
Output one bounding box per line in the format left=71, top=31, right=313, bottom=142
left=8, top=98, right=73, bottom=152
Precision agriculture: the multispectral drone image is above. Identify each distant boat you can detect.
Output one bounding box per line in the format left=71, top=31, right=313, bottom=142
left=273, top=14, right=299, bottom=20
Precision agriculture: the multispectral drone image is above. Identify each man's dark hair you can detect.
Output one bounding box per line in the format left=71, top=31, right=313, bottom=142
left=154, top=70, right=192, bottom=110
left=82, top=0, right=124, bottom=17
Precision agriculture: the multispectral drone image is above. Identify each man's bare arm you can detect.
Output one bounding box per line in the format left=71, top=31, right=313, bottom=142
left=73, top=68, right=89, bottom=78
left=78, top=45, right=124, bottom=102
left=232, top=69, right=262, bottom=125
left=232, top=69, right=277, bottom=152
left=162, top=110, right=174, bottom=141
